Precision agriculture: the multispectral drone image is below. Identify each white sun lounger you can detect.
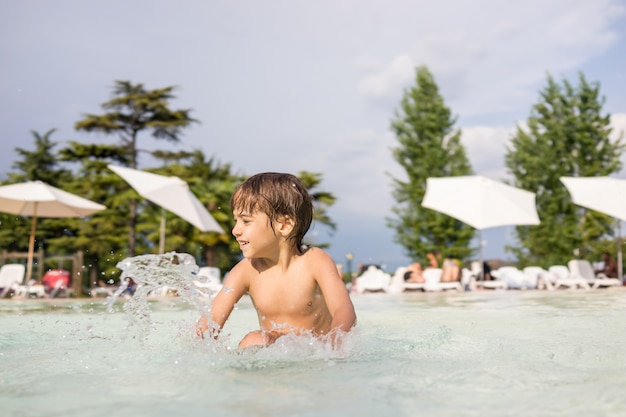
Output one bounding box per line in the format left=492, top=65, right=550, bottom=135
left=567, top=259, right=621, bottom=289
left=523, top=266, right=554, bottom=290
left=494, top=266, right=537, bottom=290
left=0, top=264, right=26, bottom=298
left=354, top=266, right=391, bottom=293
left=422, top=268, right=463, bottom=292
left=548, top=265, right=590, bottom=289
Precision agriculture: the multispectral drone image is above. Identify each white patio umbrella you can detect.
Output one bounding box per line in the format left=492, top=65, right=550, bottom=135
left=560, top=176, right=626, bottom=282
left=108, top=165, right=224, bottom=253
left=422, top=175, right=540, bottom=278
left=0, top=181, right=106, bottom=281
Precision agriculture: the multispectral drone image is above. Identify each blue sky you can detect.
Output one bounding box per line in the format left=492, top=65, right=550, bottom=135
left=1, top=0, right=625, bottom=272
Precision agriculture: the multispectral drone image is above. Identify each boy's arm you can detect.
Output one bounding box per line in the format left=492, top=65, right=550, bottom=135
left=196, top=261, right=249, bottom=339
left=311, top=249, right=357, bottom=333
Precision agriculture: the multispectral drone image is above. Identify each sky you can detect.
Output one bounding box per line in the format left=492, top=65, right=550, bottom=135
left=1, top=0, right=626, bottom=272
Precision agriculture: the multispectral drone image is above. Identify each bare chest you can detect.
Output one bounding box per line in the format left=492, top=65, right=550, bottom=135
left=248, top=271, right=323, bottom=317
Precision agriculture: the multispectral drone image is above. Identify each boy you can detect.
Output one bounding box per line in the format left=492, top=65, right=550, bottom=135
left=196, top=172, right=356, bottom=348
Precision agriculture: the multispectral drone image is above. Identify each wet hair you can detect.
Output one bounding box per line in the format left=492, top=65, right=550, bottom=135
left=231, top=172, right=313, bottom=252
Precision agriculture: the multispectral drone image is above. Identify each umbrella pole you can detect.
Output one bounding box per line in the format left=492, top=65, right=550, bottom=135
left=159, top=207, right=166, bottom=254
left=617, top=219, right=623, bottom=284
left=26, top=206, right=38, bottom=282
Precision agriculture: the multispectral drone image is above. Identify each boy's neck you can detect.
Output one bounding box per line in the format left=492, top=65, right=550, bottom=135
left=250, top=243, right=302, bottom=272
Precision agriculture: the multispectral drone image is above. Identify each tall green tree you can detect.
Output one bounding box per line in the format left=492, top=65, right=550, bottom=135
left=75, top=81, right=198, bottom=256
left=505, top=73, right=625, bottom=267
left=388, top=66, right=474, bottom=263
left=9, top=129, right=71, bottom=184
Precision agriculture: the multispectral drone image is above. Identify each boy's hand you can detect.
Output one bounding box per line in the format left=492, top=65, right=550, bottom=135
left=196, top=316, right=208, bottom=339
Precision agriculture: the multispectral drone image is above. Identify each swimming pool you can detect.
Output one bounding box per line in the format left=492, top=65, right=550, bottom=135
left=1, top=288, right=625, bottom=417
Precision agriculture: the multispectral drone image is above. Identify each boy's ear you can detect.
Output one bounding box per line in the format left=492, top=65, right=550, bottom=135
left=277, top=216, right=294, bottom=236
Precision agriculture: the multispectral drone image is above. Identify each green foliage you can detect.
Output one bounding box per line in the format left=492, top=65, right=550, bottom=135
left=388, top=66, right=474, bottom=263
left=149, top=150, right=243, bottom=271
left=9, top=129, right=72, bottom=185
left=505, top=73, right=625, bottom=267
left=75, top=80, right=198, bottom=256
left=297, top=171, right=337, bottom=248
left=0, top=129, right=75, bottom=265
left=0, top=80, right=339, bottom=289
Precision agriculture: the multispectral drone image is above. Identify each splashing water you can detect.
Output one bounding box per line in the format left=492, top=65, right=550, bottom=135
left=107, top=252, right=211, bottom=341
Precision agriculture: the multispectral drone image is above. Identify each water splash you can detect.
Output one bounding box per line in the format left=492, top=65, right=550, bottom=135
left=107, top=252, right=211, bottom=341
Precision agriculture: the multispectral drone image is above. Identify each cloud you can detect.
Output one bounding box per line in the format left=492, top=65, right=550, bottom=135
left=355, top=0, right=625, bottom=120
left=461, top=125, right=514, bottom=180
left=611, top=113, right=626, bottom=175
left=356, top=55, right=415, bottom=100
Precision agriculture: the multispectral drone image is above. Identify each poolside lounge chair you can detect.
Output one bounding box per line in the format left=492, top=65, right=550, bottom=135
left=548, top=265, right=590, bottom=289
left=422, top=268, right=463, bottom=292
left=523, top=266, right=553, bottom=290
left=491, top=266, right=531, bottom=289
left=387, top=266, right=463, bottom=293
left=468, top=262, right=507, bottom=290
left=354, top=265, right=391, bottom=293
left=567, top=259, right=621, bottom=289
left=386, top=266, right=423, bottom=293
left=0, top=264, right=26, bottom=298
left=14, top=279, right=46, bottom=298
left=475, top=268, right=508, bottom=290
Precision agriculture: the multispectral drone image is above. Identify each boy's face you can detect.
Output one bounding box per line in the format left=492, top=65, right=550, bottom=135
left=232, top=209, right=278, bottom=258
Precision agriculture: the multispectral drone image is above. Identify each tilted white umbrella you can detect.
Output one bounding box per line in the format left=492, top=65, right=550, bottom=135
left=560, top=176, right=626, bottom=281
left=422, top=175, right=540, bottom=278
left=422, top=176, right=540, bottom=230
left=108, top=165, right=224, bottom=253
left=0, top=181, right=106, bottom=280
left=560, top=176, right=626, bottom=222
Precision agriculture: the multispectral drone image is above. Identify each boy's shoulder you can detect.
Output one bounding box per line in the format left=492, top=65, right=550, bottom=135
left=298, top=245, right=333, bottom=263
left=228, top=258, right=257, bottom=278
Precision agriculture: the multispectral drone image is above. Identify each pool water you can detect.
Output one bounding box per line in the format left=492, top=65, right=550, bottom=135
left=1, top=289, right=625, bottom=417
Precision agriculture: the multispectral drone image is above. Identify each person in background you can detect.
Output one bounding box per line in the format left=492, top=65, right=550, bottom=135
left=404, top=251, right=441, bottom=283
left=481, top=261, right=493, bottom=281
left=596, top=251, right=618, bottom=278
left=440, top=255, right=461, bottom=282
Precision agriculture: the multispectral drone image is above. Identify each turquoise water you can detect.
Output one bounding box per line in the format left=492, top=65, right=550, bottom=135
left=1, top=289, right=625, bottom=417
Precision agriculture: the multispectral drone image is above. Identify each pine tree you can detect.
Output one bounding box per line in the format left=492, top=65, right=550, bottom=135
left=388, top=66, right=474, bottom=263
left=75, top=81, right=198, bottom=255
left=9, top=129, right=71, bottom=184
left=505, top=73, right=625, bottom=267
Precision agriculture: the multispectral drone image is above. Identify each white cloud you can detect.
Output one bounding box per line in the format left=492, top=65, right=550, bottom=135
left=611, top=113, right=626, bottom=175
left=611, top=113, right=626, bottom=141
left=356, top=55, right=415, bottom=100
left=355, top=0, right=625, bottom=119
left=287, top=129, right=400, bottom=218
left=461, top=125, right=514, bottom=180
